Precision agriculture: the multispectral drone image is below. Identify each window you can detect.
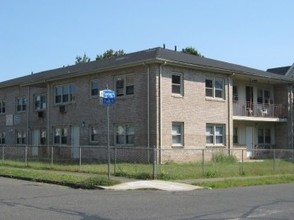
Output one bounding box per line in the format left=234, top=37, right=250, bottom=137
left=172, top=74, right=183, bottom=95
left=233, top=86, right=238, bottom=102
left=0, top=132, right=5, bottom=144
left=115, top=124, right=135, bottom=145
left=257, top=89, right=270, bottom=104
left=206, top=124, right=225, bottom=145
left=16, top=97, right=27, bottom=112
left=16, top=131, right=26, bottom=144
left=54, top=128, right=68, bottom=144
left=91, top=80, right=99, bottom=96
left=233, top=127, right=238, bottom=144
left=35, top=95, right=47, bottom=111
left=40, top=130, right=47, bottom=145
left=205, top=78, right=224, bottom=99
left=115, top=75, right=134, bottom=97
left=258, top=128, right=271, bottom=144
left=0, top=101, right=5, bottom=114
left=90, top=126, right=99, bottom=142
left=172, top=122, right=184, bottom=146
left=55, top=84, right=76, bottom=104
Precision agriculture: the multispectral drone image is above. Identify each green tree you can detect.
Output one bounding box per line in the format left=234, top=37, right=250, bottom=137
left=96, top=49, right=125, bottom=60
left=75, top=53, right=91, bottom=64
left=182, top=47, right=204, bottom=57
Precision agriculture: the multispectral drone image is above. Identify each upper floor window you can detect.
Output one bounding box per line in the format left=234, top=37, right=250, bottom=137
left=16, top=97, right=27, bottom=112
left=172, top=122, right=184, bottom=147
left=115, top=75, right=134, bottom=97
left=206, top=124, right=225, bottom=146
left=16, top=131, right=26, bottom=144
left=172, top=73, right=183, bottom=95
left=35, top=95, right=47, bottom=111
left=257, top=89, right=270, bottom=104
left=54, top=128, right=68, bottom=144
left=233, top=86, right=238, bottom=102
left=205, top=78, right=224, bottom=99
left=0, top=100, right=5, bottom=114
left=91, top=80, right=99, bottom=96
left=115, top=124, right=135, bottom=145
left=0, top=132, right=5, bottom=144
left=55, top=84, right=76, bottom=104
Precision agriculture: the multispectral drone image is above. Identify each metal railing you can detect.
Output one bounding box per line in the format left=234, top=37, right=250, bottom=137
left=1, top=145, right=293, bottom=179
left=233, top=101, right=287, bottom=118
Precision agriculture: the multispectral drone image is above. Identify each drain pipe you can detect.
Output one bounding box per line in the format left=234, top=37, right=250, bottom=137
left=227, top=73, right=234, bottom=155
left=144, top=63, right=151, bottom=162
left=159, top=61, right=167, bottom=164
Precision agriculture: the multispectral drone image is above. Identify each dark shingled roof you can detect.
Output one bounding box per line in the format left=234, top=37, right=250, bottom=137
left=266, top=66, right=291, bottom=75
left=1, top=47, right=293, bottom=88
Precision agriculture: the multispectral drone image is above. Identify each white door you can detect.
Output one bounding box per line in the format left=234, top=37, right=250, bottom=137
left=32, top=129, right=40, bottom=156
left=246, top=127, right=254, bottom=158
left=71, top=126, right=80, bottom=159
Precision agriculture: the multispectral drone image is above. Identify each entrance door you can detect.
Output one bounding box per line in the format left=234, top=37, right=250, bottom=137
left=32, top=129, right=40, bottom=156
left=246, top=127, right=254, bottom=158
left=71, top=126, right=80, bottom=159
left=246, top=86, right=254, bottom=115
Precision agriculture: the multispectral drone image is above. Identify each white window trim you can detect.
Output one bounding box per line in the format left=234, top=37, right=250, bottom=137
left=172, top=122, right=184, bottom=147
left=54, top=84, right=76, bottom=105
left=206, top=124, right=225, bottom=146
left=205, top=78, right=225, bottom=100
left=115, top=74, right=134, bottom=97
left=171, top=73, right=183, bottom=96
left=114, top=124, right=135, bottom=146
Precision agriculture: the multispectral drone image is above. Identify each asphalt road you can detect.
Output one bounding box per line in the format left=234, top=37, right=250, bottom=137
left=0, top=177, right=293, bottom=220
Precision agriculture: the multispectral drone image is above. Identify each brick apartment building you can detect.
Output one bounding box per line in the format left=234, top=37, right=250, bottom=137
left=0, top=47, right=293, bottom=162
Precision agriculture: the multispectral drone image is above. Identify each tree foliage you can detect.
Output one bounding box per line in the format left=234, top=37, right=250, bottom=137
left=96, top=49, right=125, bottom=60
left=182, top=47, right=204, bottom=57
left=75, top=53, right=91, bottom=64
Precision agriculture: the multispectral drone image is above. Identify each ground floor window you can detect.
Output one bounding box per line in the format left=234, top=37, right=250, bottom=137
left=16, top=131, right=26, bottom=144
left=258, top=128, right=271, bottom=144
left=0, top=132, right=5, bottom=144
left=233, top=127, right=238, bottom=144
left=54, top=128, right=68, bottom=144
left=172, top=122, right=184, bottom=147
left=206, top=124, right=225, bottom=146
left=115, top=124, right=134, bottom=145
left=90, top=126, right=99, bottom=143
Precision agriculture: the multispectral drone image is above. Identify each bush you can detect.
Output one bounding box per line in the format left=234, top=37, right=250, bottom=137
left=212, top=153, right=237, bottom=163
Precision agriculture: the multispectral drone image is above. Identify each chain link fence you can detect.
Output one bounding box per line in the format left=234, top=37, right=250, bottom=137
left=1, top=145, right=293, bottom=179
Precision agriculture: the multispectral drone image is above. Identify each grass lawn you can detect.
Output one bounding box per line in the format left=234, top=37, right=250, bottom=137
left=0, top=157, right=293, bottom=189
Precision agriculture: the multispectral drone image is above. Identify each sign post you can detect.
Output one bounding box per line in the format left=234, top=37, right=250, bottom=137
left=100, top=89, right=116, bottom=179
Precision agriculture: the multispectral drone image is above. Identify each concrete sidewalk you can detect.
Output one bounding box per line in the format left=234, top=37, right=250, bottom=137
left=99, top=180, right=207, bottom=191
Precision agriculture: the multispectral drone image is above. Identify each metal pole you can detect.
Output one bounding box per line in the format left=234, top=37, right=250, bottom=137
left=241, top=149, right=244, bottom=175
left=107, top=105, right=110, bottom=179
left=2, top=145, right=4, bottom=161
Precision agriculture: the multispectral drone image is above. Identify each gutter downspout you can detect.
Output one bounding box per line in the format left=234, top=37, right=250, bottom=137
left=159, top=61, right=167, bottom=164
left=228, top=73, right=234, bottom=155
left=47, top=83, right=50, bottom=147
left=27, top=87, right=30, bottom=146
left=144, top=63, right=150, bottom=162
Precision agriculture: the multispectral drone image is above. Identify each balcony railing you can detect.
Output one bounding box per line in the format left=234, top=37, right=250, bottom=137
left=233, top=101, right=287, bottom=118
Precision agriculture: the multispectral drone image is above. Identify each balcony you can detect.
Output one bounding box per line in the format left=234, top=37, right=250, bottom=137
left=233, top=101, right=287, bottom=121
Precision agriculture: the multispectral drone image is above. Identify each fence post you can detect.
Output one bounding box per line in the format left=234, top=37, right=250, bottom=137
left=273, top=149, right=276, bottom=171
left=79, top=146, right=82, bottom=167
left=153, top=147, right=157, bottom=179
left=114, top=147, right=117, bottom=174
left=241, top=149, right=244, bottom=175
left=25, top=145, right=28, bottom=166
left=201, top=149, right=205, bottom=176
left=51, top=146, right=54, bottom=167
left=2, top=145, right=4, bottom=161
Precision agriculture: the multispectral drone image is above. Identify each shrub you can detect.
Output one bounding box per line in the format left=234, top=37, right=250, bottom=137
left=212, top=153, right=237, bottom=163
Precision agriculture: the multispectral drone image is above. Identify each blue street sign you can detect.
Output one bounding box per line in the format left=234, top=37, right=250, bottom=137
left=100, top=89, right=116, bottom=106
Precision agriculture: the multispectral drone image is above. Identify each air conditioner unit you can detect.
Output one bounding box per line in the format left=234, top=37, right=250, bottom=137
left=59, top=105, right=66, bottom=113
left=38, top=111, right=44, bottom=118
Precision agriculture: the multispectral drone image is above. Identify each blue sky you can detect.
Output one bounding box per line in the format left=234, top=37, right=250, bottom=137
left=1, top=0, right=294, bottom=82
